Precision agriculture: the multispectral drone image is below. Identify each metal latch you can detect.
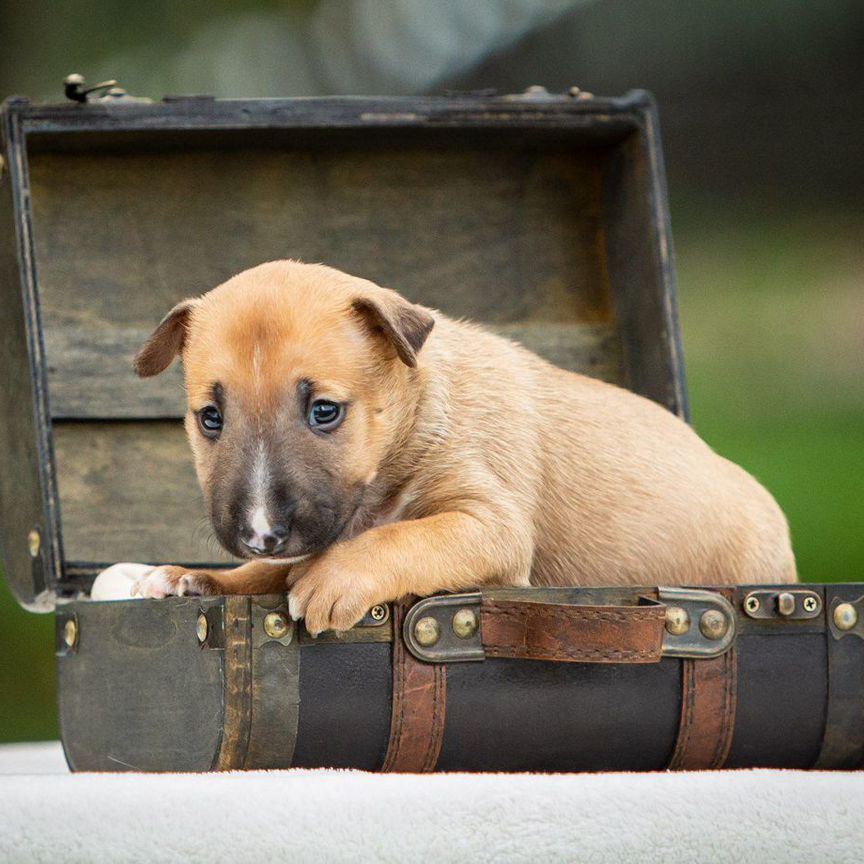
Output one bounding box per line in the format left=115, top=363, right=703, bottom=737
left=742, top=588, right=821, bottom=620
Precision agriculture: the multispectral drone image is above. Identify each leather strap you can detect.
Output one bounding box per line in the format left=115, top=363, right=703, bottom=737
left=213, top=597, right=301, bottom=770
left=480, top=597, right=666, bottom=664
left=244, top=599, right=301, bottom=770
left=667, top=645, right=738, bottom=770
left=814, top=589, right=864, bottom=769
left=382, top=600, right=447, bottom=772
left=214, top=596, right=253, bottom=770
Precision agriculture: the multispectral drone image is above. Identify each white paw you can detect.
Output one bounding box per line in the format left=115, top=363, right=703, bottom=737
left=129, top=567, right=178, bottom=599
left=91, top=562, right=156, bottom=601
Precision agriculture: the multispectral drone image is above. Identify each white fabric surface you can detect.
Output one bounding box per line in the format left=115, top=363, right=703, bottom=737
left=1, top=741, right=862, bottom=864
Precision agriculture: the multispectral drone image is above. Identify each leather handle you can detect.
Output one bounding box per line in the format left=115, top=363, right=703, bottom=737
left=479, top=596, right=666, bottom=664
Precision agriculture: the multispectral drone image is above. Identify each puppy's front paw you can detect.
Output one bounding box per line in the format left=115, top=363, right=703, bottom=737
left=131, top=566, right=220, bottom=599
left=288, top=562, right=380, bottom=635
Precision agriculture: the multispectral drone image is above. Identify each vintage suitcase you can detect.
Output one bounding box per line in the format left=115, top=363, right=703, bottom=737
left=1, top=85, right=862, bottom=773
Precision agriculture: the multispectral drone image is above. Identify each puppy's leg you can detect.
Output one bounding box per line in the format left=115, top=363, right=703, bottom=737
left=288, top=510, right=531, bottom=635
left=131, top=560, right=292, bottom=598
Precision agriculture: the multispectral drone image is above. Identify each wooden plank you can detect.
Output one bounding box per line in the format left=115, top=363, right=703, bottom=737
left=45, top=327, right=186, bottom=419
left=45, top=322, right=622, bottom=419
left=0, top=103, right=63, bottom=608
left=603, top=111, right=687, bottom=419
left=28, top=143, right=624, bottom=419
left=15, top=92, right=648, bottom=139
left=53, top=422, right=236, bottom=566
left=29, top=146, right=615, bottom=329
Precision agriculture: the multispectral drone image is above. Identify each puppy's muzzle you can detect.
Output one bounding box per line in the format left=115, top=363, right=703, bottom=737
left=239, top=525, right=290, bottom=557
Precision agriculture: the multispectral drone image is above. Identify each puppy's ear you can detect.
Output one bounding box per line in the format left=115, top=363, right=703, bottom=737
left=352, top=291, right=434, bottom=368
left=134, top=298, right=200, bottom=377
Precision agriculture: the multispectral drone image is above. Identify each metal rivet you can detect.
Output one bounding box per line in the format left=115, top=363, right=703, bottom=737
left=196, top=613, right=208, bottom=643
left=27, top=529, right=41, bottom=558
left=802, top=595, right=819, bottom=613
left=834, top=603, right=858, bottom=632
left=744, top=595, right=761, bottom=615
left=63, top=618, right=77, bottom=649
left=452, top=608, right=479, bottom=639
left=699, top=609, right=729, bottom=641
left=777, top=592, right=796, bottom=616
left=414, top=616, right=441, bottom=647
left=263, top=611, right=289, bottom=640
left=664, top=606, right=690, bottom=636
left=369, top=605, right=387, bottom=622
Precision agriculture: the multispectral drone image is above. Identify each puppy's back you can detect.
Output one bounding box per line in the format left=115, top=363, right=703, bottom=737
left=425, top=316, right=796, bottom=587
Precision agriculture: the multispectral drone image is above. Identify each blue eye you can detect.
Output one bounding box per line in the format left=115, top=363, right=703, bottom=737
left=197, top=405, right=223, bottom=438
left=308, top=400, right=345, bottom=432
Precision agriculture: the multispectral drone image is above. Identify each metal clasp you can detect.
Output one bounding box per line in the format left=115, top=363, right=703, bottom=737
left=658, top=588, right=736, bottom=658
left=404, top=593, right=484, bottom=663
left=742, top=588, right=821, bottom=621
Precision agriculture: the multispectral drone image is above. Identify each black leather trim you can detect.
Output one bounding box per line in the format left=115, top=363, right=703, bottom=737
left=726, top=633, right=826, bottom=768
left=291, top=642, right=392, bottom=770
left=436, top=657, right=681, bottom=772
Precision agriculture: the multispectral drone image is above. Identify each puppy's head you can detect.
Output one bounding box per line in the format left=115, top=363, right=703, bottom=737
left=134, top=261, right=434, bottom=561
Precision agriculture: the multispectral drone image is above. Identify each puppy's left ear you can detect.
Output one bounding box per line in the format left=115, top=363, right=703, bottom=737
left=352, top=291, right=434, bottom=368
left=134, top=297, right=200, bottom=377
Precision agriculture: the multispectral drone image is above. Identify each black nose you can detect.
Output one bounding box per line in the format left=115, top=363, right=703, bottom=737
left=240, top=526, right=289, bottom=556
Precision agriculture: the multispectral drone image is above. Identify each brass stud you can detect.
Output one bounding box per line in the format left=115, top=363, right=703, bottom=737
left=834, top=603, right=858, bottom=632
left=744, top=595, right=761, bottom=615
left=664, top=606, right=690, bottom=636
left=263, top=611, right=289, bottom=640
left=452, top=608, right=479, bottom=639
left=27, top=529, right=41, bottom=558
left=777, top=592, right=796, bottom=617
left=414, top=616, right=441, bottom=647
left=802, top=595, right=819, bottom=614
left=63, top=618, right=78, bottom=649
left=369, top=605, right=387, bottom=622
left=699, top=609, right=729, bottom=641
left=196, top=612, right=208, bottom=643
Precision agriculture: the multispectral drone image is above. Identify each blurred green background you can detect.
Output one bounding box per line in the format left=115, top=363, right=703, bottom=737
left=0, top=0, right=862, bottom=741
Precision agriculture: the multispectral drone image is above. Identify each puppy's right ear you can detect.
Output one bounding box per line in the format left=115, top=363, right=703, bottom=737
left=133, top=298, right=200, bottom=377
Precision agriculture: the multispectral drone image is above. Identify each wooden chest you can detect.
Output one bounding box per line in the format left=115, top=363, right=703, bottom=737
left=1, top=88, right=860, bottom=772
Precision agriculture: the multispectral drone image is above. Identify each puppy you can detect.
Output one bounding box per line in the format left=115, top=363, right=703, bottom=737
left=130, top=261, right=796, bottom=633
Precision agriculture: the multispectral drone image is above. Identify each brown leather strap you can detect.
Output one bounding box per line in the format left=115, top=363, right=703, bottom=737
left=214, top=597, right=253, bottom=770
left=667, top=645, right=738, bottom=770
left=382, top=600, right=446, bottom=772
left=480, top=597, right=666, bottom=664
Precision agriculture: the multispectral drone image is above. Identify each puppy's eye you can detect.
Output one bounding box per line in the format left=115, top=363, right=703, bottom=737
left=197, top=405, right=223, bottom=438
left=308, top=399, right=345, bottom=432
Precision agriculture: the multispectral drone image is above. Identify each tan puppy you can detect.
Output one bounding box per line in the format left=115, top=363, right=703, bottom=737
left=131, top=261, right=796, bottom=633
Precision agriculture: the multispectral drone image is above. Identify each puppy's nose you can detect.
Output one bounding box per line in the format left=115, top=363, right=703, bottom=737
left=240, top=526, right=289, bottom=556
